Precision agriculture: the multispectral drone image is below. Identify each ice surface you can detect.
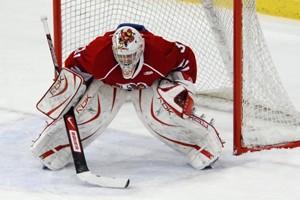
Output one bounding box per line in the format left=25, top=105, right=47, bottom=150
left=0, top=0, right=300, bottom=199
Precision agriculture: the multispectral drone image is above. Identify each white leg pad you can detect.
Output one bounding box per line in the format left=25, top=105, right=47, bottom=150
left=130, top=82, right=223, bottom=170
left=31, top=80, right=127, bottom=170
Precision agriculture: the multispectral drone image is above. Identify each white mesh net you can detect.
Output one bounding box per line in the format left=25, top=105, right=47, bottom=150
left=241, top=0, right=300, bottom=146
left=56, top=0, right=300, bottom=150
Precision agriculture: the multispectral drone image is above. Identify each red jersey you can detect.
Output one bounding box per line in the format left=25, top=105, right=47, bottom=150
left=65, top=30, right=197, bottom=90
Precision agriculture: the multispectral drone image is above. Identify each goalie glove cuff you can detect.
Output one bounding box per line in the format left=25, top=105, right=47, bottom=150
left=175, top=79, right=196, bottom=96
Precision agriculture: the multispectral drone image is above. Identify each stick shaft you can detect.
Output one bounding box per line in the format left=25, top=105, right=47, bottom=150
left=63, top=108, right=89, bottom=174
left=41, top=16, right=60, bottom=75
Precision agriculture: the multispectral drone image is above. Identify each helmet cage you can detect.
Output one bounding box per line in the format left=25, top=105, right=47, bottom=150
left=112, top=26, right=144, bottom=79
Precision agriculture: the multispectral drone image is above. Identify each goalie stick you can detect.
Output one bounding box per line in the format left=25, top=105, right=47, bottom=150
left=64, top=108, right=130, bottom=188
left=40, top=16, right=130, bottom=188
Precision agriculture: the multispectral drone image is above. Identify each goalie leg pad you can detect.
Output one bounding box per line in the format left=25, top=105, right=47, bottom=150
left=130, top=82, right=223, bottom=169
left=31, top=80, right=128, bottom=170
left=31, top=118, right=72, bottom=170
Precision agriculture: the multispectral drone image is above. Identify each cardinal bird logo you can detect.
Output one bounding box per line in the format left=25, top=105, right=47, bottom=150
left=118, top=28, right=135, bottom=49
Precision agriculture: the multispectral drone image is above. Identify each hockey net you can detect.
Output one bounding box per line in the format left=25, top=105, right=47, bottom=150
left=52, top=0, right=300, bottom=154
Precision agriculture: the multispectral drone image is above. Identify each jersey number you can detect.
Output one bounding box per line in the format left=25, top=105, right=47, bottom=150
left=175, top=42, right=186, bottom=53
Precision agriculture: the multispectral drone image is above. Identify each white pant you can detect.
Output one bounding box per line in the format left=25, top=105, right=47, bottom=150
left=31, top=80, right=223, bottom=170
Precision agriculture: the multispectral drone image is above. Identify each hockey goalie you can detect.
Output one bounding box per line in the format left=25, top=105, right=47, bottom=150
left=31, top=23, right=223, bottom=171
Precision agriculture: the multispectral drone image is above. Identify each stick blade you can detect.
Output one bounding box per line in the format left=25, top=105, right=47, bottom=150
left=77, top=171, right=130, bottom=189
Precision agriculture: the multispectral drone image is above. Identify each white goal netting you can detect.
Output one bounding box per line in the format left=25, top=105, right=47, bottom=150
left=55, top=0, right=300, bottom=151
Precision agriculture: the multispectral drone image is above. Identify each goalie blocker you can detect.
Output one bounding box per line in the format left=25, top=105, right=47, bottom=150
left=31, top=69, right=223, bottom=171
left=36, top=68, right=87, bottom=119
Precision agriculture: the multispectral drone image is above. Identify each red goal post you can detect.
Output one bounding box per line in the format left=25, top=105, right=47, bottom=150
left=233, top=0, right=300, bottom=154
left=53, top=0, right=63, bottom=70
left=233, top=0, right=243, bottom=154
left=52, top=0, right=300, bottom=155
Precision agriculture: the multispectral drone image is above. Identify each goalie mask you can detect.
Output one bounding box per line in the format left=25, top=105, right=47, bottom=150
left=112, top=26, right=145, bottom=79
